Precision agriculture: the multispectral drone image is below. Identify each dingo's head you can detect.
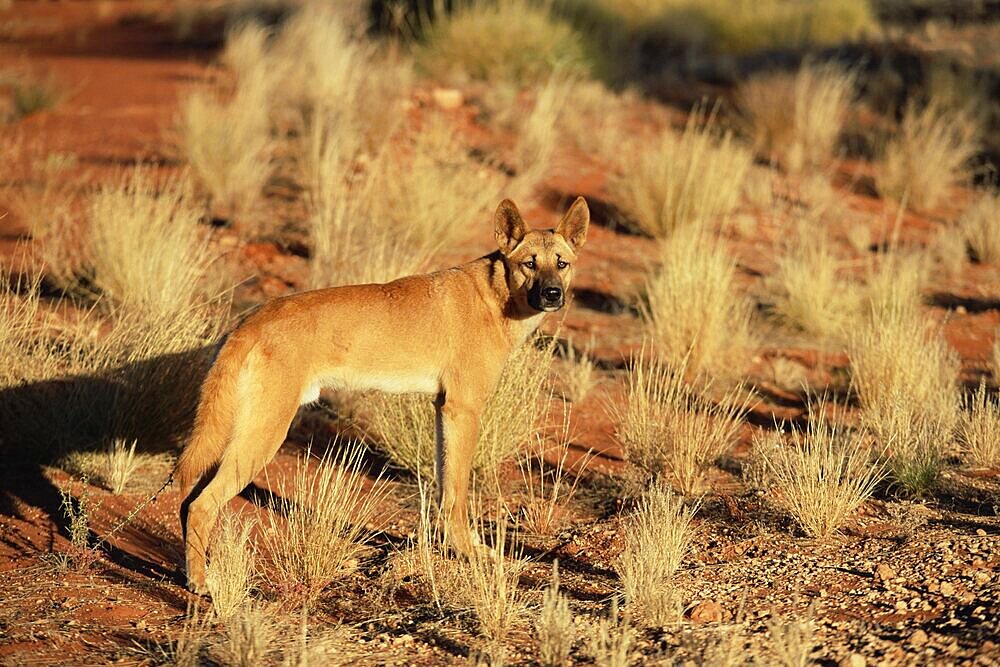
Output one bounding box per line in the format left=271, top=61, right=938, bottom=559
left=494, top=196, right=590, bottom=313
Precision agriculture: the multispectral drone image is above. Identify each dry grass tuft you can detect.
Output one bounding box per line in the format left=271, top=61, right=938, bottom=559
left=517, top=428, right=590, bottom=535
left=560, top=338, right=597, bottom=403
left=87, top=168, right=222, bottom=321
left=536, top=561, right=574, bottom=667
left=221, top=604, right=273, bottom=667
left=307, top=114, right=501, bottom=289
left=612, top=350, right=748, bottom=494
left=863, top=249, right=929, bottom=316
left=850, top=295, right=959, bottom=495
left=1, top=265, right=224, bottom=458
left=768, top=614, right=814, bottom=667
left=877, top=102, right=980, bottom=211
left=510, top=69, right=578, bottom=198
left=61, top=442, right=173, bottom=495
left=417, top=0, right=587, bottom=85
left=368, top=337, right=555, bottom=481
left=380, top=479, right=448, bottom=611
left=756, top=407, right=885, bottom=537
left=766, top=224, right=860, bottom=341
left=642, top=225, right=755, bottom=379
left=959, top=189, right=1000, bottom=264
left=57, top=480, right=98, bottom=567
left=160, top=603, right=209, bottom=667
left=929, top=228, right=969, bottom=279
left=277, top=606, right=360, bottom=666
left=589, top=598, right=634, bottom=667
left=177, top=73, right=272, bottom=220
left=4, top=151, right=85, bottom=290
left=615, top=482, right=695, bottom=625
left=608, top=108, right=752, bottom=238
left=220, top=21, right=270, bottom=82
left=272, top=4, right=410, bottom=139
left=738, top=61, right=856, bottom=172
left=103, top=439, right=139, bottom=495
left=260, top=443, right=387, bottom=598
left=959, top=382, right=1000, bottom=470
left=464, top=517, right=527, bottom=648
left=206, top=511, right=257, bottom=619
left=558, top=79, right=636, bottom=155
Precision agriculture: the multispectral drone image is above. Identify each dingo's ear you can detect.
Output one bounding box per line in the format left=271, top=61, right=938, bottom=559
left=555, top=196, right=589, bottom=251
left=494, top=199, right=527, bottom=255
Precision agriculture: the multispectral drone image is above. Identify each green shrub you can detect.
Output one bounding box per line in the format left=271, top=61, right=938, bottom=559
left=566, top=0, right=874, bottom=55
left=417, top=0, right=588, bottom=84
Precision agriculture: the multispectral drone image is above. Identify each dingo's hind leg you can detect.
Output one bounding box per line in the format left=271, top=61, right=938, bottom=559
left=183, top=389, right=299, bottom=594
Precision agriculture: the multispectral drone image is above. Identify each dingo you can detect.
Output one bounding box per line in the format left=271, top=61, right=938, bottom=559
left=176, top=197, right=590, bottom=592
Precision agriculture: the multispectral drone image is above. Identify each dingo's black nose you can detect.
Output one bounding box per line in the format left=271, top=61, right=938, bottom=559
left=542, top=286, right=562, bottom=302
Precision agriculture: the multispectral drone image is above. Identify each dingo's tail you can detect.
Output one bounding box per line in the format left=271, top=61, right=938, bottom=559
left=175, top=335, right=247, bottom=488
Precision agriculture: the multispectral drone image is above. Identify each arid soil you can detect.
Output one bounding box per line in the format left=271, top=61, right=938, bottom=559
left=1, top=2, right=998, bottom=666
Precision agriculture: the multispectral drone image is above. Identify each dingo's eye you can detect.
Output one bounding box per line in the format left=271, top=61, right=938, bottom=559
left=523, top=260, right=536, bottom=270
left=557, top=259, right=569, bottom=269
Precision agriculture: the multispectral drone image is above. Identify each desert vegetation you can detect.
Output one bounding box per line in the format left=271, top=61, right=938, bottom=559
left=876, top=101, right=981, bottom=211
left=756, top=405, right=886, bottom=537
left=738, top=60, right=857, bottom=172
left=606, top=108, right=753, bottom=238
left=0, top=0, right=998, bottom=664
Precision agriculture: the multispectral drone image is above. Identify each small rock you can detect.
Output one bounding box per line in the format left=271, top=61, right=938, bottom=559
left=431, top=88, right=463, bottom=110
left=910, top=629, right=929, bottom=647
left=689, top=599, right=725, bottom=623
left=976, top=529, right=986, bottom=536
left=940, top=581, right=955, bottom=596
left=839, top=653, right=865, bottom=667
left=875, top=563, right=895, bottom=581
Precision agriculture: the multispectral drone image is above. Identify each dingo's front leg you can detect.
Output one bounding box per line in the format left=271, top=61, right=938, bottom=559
left=435, top=392, right=487, bottom=558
